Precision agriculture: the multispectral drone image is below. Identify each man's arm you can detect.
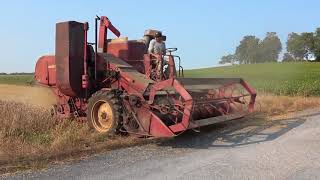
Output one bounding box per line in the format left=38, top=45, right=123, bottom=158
left=162, top=42, right=166, bottom=55
left=148, top=39, right=155, bottom=54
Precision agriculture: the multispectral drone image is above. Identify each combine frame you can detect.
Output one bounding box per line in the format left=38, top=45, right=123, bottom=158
left=34, top=16, right=256, bottom=137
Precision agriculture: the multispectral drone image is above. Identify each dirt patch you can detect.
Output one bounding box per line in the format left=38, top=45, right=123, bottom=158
left=0, top=84, right=56, bottom=108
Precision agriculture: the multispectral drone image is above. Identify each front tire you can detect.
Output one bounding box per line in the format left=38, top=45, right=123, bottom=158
left=87, top=90, right=121, bottom=134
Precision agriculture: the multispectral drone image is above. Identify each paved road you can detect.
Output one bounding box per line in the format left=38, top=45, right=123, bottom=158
left=2, top=110, right=320, bottom=180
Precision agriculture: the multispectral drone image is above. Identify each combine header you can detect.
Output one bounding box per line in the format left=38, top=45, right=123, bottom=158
left=34, top=16, right=256, bottom=137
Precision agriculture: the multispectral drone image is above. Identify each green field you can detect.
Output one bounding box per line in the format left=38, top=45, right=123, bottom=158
left=0, top=75, right=34, bottom=85
left=1, top=62, right=320, bottom=96
left=185, top=62, right=320, bottom=96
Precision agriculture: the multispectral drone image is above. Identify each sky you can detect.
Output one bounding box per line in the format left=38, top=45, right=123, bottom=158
left=0, top=0, right=319, bottom=73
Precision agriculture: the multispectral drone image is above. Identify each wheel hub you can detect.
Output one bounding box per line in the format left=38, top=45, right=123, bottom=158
left=92, top=101, right=114, bottom=132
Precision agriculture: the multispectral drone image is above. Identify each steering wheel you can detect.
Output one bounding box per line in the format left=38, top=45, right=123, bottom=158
left=166, top=48, right=178, bottom=54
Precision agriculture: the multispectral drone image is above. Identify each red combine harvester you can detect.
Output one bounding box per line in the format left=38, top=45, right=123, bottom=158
left=34, top=16, right=256, bottom=137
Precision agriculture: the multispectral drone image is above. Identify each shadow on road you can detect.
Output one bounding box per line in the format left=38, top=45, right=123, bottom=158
left=157, top=113, right=309, bottom=149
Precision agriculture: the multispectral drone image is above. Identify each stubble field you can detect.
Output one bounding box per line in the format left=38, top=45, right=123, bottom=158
left=1, top=62, right=320, bottom=173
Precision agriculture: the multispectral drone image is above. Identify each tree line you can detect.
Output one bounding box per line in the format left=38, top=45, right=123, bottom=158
left=219, top=27, right=320, bottom=64
left=0, top=72, right=34, bottom=75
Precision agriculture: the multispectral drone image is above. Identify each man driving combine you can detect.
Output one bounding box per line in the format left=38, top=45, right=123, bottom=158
left=148, top=32, right=166, bottom=55
left=148, top=32, right=166, bottom=80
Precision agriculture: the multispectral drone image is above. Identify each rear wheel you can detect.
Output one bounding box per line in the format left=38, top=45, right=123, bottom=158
left=87, top=90, right=121, bottom=134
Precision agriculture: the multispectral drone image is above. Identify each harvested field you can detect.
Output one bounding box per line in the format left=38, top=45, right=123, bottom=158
left=257, top=94, right=320, bottom=116
left=0, top=100, right=154, bottom=174
left=0, top=84, right=56, bottom=108
left=0, top=84, right=320, bottom=173
left=0, top=85, right=148, bottom=173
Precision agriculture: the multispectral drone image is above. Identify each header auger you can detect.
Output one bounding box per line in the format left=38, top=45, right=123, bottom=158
left=34, top=16, right=256, bottom=137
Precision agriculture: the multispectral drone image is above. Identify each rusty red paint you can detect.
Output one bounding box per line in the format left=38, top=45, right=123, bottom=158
left=34, top=55, right=56, bottom=86
left=55, top=21, right=86, bottom=98
left=98, top=16, right=120, bottom=53
left=149, top=113, right=175, bottom=137
left=34, top=16, right=257, bottom=138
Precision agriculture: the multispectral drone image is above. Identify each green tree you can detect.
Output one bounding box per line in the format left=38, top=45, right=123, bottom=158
left=287, top=33, right=304, bottom=60
left=286, top=32, right=314, bottom=60
left=311, top=28, right=320, bottom=61
left=301, top=32, right=314, bottom=60
left=235, top=35, right=260, bottom=64
left=259, top=32, right=282, bottom=62
left=219, top=54, right=236, bottom=64
left=282, top=53, right=295, bottom=62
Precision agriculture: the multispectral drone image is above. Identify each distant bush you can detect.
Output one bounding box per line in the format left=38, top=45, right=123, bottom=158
left=9, top=72, right=34, bottom=75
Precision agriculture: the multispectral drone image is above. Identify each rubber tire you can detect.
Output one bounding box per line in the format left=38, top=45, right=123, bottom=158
left=87, top=90, right=121, bottom=135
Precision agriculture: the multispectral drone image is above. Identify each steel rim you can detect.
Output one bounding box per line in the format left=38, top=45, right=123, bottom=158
left=91, top=100, right=114, bottom=132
